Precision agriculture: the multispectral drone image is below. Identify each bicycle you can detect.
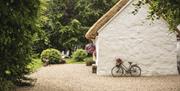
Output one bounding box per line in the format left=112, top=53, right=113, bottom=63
left=111, top=58, right=141, bottom=77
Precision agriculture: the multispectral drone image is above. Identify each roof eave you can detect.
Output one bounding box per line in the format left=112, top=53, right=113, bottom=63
left=85, top=0, right=129, bottom=40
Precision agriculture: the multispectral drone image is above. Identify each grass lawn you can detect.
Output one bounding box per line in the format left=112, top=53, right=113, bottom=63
left=26, top=58, right=85, bottom=73
left=65, top=58, right=85, bottom=64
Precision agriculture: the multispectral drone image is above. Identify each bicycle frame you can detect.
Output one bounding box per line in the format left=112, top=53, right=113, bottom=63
left=120, top=64, right=131, bottom=73
left=112, top=60, right=141, bottom=77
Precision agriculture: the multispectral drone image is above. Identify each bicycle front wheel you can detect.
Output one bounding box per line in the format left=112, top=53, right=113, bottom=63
left=130, top=65, right=141, bottom=77
left=111, top=66, right=123, bottom=77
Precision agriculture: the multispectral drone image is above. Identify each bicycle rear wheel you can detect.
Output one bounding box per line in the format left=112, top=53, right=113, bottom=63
left=130, top=65, right=141, bottom=77
left=111, top=66, right=123, bottom=77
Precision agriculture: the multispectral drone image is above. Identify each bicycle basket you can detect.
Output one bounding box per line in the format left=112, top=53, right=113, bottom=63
left=116, top=58, right=123, bottom=65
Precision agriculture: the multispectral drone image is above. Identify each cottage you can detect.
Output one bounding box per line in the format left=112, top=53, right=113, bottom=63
left=85, top=0, right=178, bottom=76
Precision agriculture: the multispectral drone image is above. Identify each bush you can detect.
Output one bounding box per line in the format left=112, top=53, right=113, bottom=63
left=59, top=59, right=66, bottom=64
left=72, top=49, right=88, bottom=62
left=0, top=78, right=14, bottom=91
left=40, top=48, right=62, bottom=64
left=27, top=59, right=43, bottom=72
left=84, top=57, right=95, bottom=66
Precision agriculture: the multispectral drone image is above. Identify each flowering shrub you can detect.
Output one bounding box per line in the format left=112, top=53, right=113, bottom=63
left=85, top=43, right=96, bottom=54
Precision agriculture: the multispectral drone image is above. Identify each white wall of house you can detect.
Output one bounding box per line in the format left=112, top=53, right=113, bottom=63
left=95, top=0, right=178, bottom=76
left=177, top=40, right=180, bottom=61
left=177, top=40, right=180, bottom=74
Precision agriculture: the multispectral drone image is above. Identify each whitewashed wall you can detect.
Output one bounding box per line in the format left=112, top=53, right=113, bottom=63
left=177, top=40, right=180, bottom=74
left=95, top=0, right=178, bottom=76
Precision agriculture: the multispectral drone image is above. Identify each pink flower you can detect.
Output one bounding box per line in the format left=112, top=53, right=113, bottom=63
left=85, top=43, right=96, bottom=54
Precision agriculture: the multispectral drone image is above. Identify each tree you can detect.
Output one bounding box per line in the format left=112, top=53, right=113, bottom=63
left=0, top=0, right=41, bottom=86
left=133, top=0, right=180, bottom=35
left=38, top=0, right=118, bottom=53
left=33, top=0, right=50, bottom=54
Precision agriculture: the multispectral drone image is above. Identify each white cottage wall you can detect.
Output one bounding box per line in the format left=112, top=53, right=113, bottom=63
left=95, top=0, right=178, bottom=76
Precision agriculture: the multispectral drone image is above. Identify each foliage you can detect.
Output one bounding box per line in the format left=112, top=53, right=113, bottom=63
left=59, top=59, right=66, bottom=64
left=84, top=57, right=95, bottom=66
left=0, top=0, right=119, bottom=88
left=0, top=78, right=14, bottom=91
left=36, top=0, right=118, bottom=53
left=41, top=48, right=62, bottom=64
left=85, top=43, right=96, bottom=54
left=66, top=58, right=85, bottom=64
left=32, top=0, right=50, bottom=54
left=133, top=0, right=180, bottom=32
left=72, top=49, right=88, bottom=62
left=27, top=59, right=43, bottom=72
left=84, top=57, right=93, bottom=62
left=0, top=0, right=41, bottom=86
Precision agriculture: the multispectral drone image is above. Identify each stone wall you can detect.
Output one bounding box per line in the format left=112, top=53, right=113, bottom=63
left=95, top=0, right=178, bottom=76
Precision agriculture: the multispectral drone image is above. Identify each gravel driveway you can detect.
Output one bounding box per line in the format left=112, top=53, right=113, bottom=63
left=16, top=64, right=180, bottom=91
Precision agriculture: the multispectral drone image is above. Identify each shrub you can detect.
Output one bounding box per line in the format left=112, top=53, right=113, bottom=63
left=0, top=78, right=14, bottom=91
left=27, top=59, right=43, bottom=72
left=72, top=49, right=88, bottom=62
left=40, top=48, right=62, bottom=64
left=84, top=57, right=95, bottom=66
left=59, top=59, right=66, bottom=64
left=84, top=57, right=93, bottom=61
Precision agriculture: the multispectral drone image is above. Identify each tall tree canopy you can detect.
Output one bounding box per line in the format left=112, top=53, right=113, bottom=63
left=34, top=0, right=118, bottom=53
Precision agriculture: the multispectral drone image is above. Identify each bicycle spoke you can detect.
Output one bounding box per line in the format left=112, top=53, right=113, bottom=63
left=130, top=65, right=141, bottom=77
left=111, top=66, right=123, bottom=77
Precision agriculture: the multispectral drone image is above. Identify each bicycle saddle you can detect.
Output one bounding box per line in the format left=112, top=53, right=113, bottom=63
left=128, top=62, right=132, bottom=65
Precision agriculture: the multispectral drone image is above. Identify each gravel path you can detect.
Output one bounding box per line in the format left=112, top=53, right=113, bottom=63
left=16, top=64, right=180, bottom=91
